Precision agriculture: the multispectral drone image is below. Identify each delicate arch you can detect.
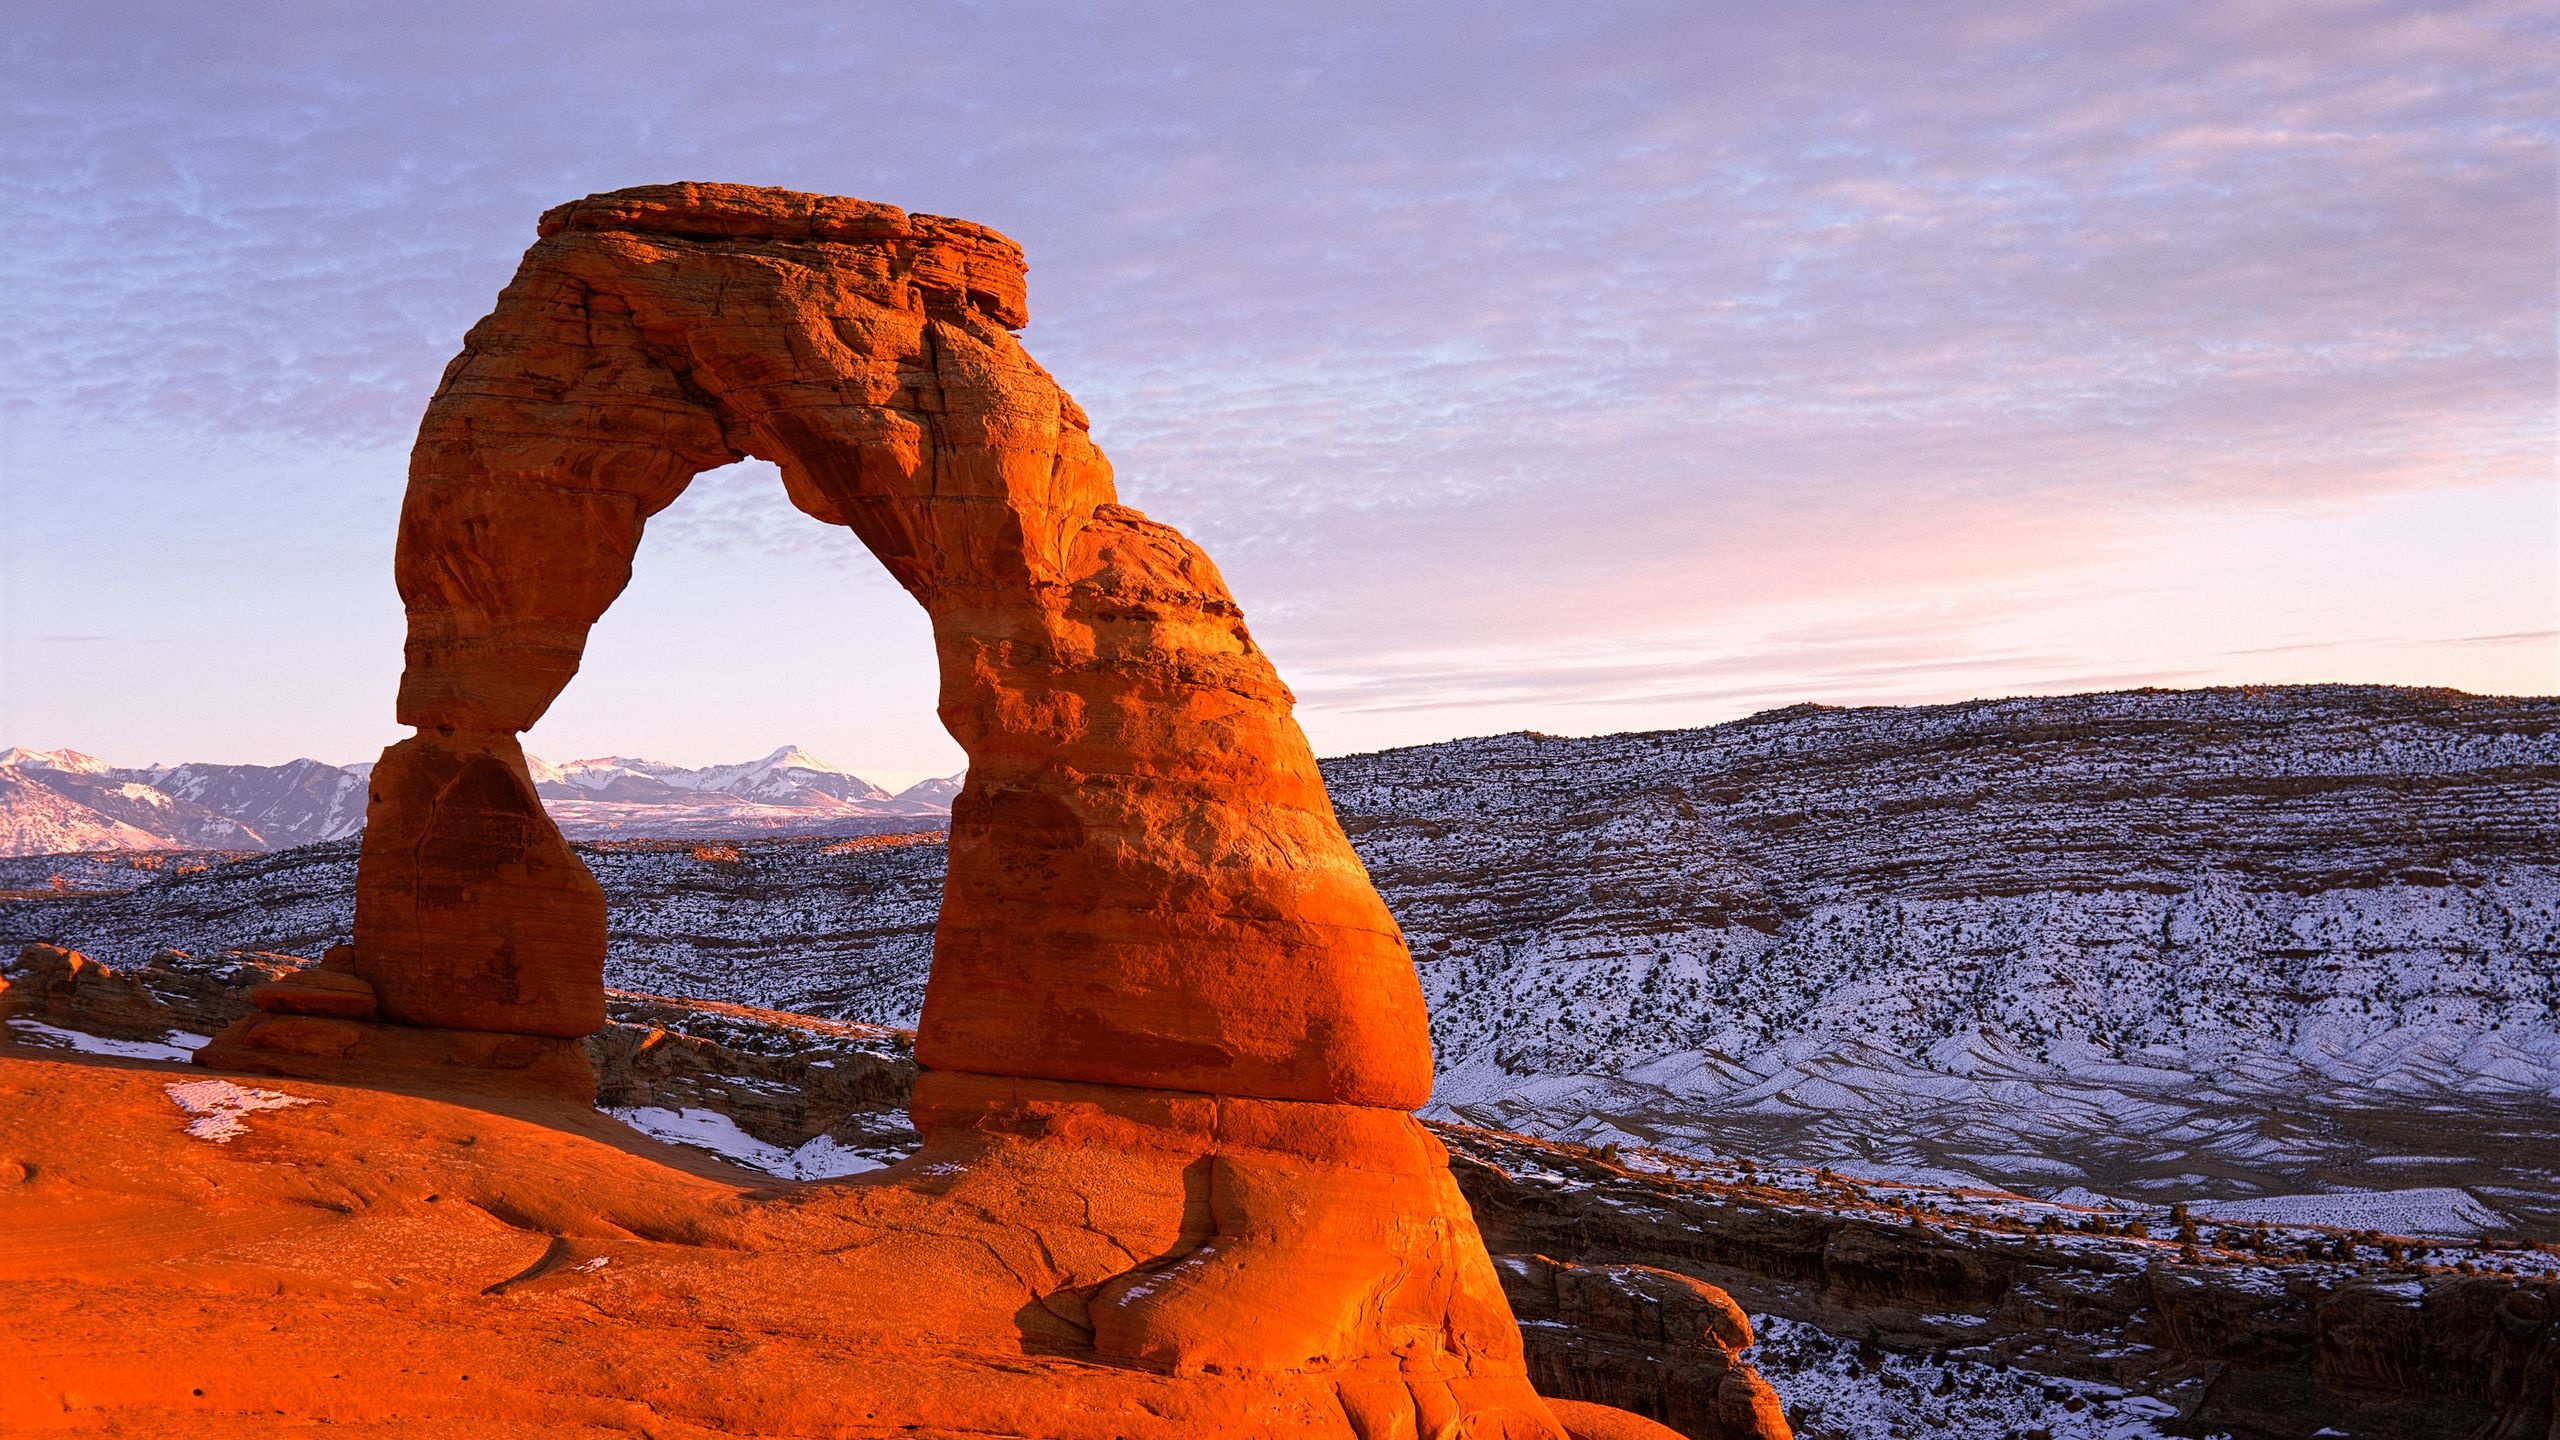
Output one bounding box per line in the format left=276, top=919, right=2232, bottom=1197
left=350, top=183, right=1433, bottom=1109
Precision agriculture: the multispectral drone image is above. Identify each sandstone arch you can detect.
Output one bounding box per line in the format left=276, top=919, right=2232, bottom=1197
left=195, top=185, right=1593, bottom=1432
left=352, top=182, right=1431, bottom=1109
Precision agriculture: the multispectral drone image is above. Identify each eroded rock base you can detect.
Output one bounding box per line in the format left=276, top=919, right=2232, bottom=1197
left=194, top=1014, right=598, bottom=1104
left=3, top=1050, right=1584, bottom=1438
left=911, top=1069, right=1546, bottom=1407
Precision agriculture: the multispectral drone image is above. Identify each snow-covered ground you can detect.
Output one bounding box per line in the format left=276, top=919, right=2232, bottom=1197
left=9, top=685, right=2555, bottom=1234
left=5, top=1017, right=207, bottom=1063
left=1750, top=1314, right=2211, bottom=1440
left=604, top=1104, right=890, bottom=1179
left=2185, top=1187, right=2505, bottom=1237
left=1326, top=687, right=2560, bottom=1233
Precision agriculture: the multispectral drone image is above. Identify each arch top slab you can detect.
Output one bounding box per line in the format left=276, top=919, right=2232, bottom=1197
left=354, top=183, right=1436, bottom=1109
left=535, top=182, right=1030, bottom=329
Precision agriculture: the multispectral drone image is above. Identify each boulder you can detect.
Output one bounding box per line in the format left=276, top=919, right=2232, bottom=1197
left=249, top=968, right=378, bottom=1020
left=2, top=943, right=179, bottom=1040
left=1499, top=1254, right=1792, bottom=1440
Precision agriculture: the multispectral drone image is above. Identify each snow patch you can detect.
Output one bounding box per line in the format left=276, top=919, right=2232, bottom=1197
left=8, top=1019, right=206, bottom=1062
left=605, top=1105, right=888, bottom=1180
left=1751, top=1313, right=2220, bottom=1440
left=2190, top=1187, right=2502, bottom=1238
left=164, top=1078, right=317, bottom=1142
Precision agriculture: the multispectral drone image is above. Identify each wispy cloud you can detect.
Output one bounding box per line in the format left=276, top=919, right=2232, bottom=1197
left=2, top=1, right=2552, bottom=763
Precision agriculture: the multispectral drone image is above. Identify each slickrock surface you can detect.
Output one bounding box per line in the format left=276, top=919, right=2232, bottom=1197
left=1, top=1049, right=1514, bottom=1439
left=22, top=946, right=2556, bottom=1440
left=6, top=951, right=1794, bottom=1440
left=153, top=184, right=1595, bottom=1436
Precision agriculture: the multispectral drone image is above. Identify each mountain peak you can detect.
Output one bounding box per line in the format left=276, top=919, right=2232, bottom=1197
left=0, top=746, right=114, bottom=774
left=754, top=744, right=842, bottom=773
left=895, top=772, right=966, bottom=804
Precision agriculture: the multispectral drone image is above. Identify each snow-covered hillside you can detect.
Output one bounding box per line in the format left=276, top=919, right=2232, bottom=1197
left=0, top=833, right=945, bottom=1026
left=1321, top=685, right=2560, bottom=1228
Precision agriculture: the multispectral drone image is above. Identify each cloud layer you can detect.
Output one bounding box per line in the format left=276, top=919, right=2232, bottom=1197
left=2, top=0, right=2552, bottom=766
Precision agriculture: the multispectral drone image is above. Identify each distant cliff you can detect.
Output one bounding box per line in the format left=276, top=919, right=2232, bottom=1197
left=1324, top=684, right=2560, bottom=1233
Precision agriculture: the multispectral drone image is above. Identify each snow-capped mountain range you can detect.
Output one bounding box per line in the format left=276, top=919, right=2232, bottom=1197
left=0, top=745, right=954, bottom=854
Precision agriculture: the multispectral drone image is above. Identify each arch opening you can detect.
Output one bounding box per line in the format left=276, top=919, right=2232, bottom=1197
left=519, top=456, right=962, bottom=794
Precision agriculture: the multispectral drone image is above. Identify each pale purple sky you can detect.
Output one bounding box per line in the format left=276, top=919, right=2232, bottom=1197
left=3, top=0, right=2553, bottom=784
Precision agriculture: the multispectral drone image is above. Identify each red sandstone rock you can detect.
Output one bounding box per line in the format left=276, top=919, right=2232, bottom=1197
left=359, top=181, right=1429, bottom=1108
left=2, top=943, right=181, bottom=1040
left=151, top=182, right=1679, bottom=1437
left=196, top=1013, right=598, bottom=1103
left=910, top=1070, right=1526, bottom=1380
left=352, top=733, right=605, bottom=1039
left=1547, top=1399, right=1693, bottom=1440
left=1498, top=1254, right=1792, bottom=1440
left=0, top=1051, right=1579, bottom=1436
left=249, top=968, right=378, bottom=1020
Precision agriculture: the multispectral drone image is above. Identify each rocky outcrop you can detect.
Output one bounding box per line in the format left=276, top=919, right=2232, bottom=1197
left=2, top=942, right=186, bottom=1038
left=1, top=941, right=282, bottom=1039
left=1441, top=1125, right=2560, bottom=1440
left=1499, top=1255, right=1791, bottom=1440
left=588, top=992, right=922, bottom=1168
left=178, top=183, right=1590, bottom=1435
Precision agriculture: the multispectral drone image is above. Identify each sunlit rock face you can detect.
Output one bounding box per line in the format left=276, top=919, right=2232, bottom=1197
left=359, top=182, right=1433, bottom=1109
left=176, top=184, right=1618, bottom=1436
